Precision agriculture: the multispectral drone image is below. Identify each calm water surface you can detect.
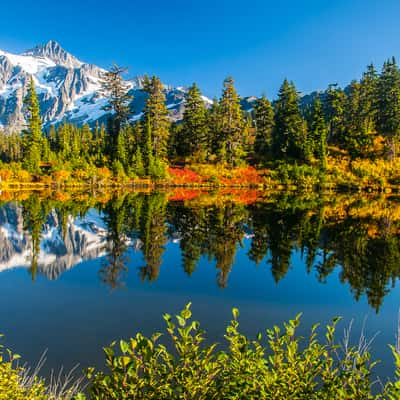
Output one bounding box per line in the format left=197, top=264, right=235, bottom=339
left=0, top=191, right=399, bottom=381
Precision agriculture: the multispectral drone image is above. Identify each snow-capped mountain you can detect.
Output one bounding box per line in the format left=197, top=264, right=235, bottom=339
left=0, top=40, right=203, bottom=132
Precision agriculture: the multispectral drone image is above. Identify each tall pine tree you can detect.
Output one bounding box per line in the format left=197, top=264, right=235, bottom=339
left=376, top=57, right=400, bottom=159
left=207, top=98, right=221, bottom=158
left=218, top=77, right=245, bottom=165
left=142, top=76, right=170, bottom=159
left=308, top=96, right=328, bottom=169
left=254, top=95, right=274, bottom=161
left=343, top=80, right=372, bottom=157
left=360, top=63, right=378, bottom=135
left=324, top=84, right=346, bottom=144
left=23, top=77, right=42, bottom=173
left=100, top=64, right=132, bottom=160
left=181, top=83, right=209, bottom=161
left=272, top=79, right=306, bottom=161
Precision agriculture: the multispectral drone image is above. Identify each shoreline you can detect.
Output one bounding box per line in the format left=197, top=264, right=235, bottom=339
left=0, top=180, right=399, bottom=193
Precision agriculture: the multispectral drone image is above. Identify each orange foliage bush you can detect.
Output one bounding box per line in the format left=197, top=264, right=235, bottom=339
left=219, top=166, right=262, bottom=186
left=172, top=164, right=263, bottom=186
left=168, top=167, right=204, bottom=185
left=0, top=169, right=13, bottom=181
left=96, top=167, right=112, bottom=181
left=52, top=170, right=71, bottom=182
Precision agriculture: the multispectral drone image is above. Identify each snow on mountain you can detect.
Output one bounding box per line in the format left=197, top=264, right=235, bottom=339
left=22, top=40, right=83, bottom=69
left=0, top=40, right=211, bottom=132
left=0, top=49, right=56, bottom=75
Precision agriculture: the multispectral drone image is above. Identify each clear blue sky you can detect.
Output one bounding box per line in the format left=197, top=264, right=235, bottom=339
left=1, top=0, right=400, bottom=98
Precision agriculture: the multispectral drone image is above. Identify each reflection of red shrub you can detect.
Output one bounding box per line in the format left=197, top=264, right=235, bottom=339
left=168, top=167, right=204, bottom=184
left=220, top=189, right=261, bottom=204
left=168, top=189, right=203, bottom=201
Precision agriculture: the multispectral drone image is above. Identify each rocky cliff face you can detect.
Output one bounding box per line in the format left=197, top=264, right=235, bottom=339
left=0, top=40, right=106, bottom=131
left=0, top=40, right=209, bottom=132
left=23, top=40, right=83, bottom=69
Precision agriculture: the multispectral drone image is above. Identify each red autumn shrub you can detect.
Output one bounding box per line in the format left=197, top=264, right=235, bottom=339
left=168, top=167, right=204, bottom=185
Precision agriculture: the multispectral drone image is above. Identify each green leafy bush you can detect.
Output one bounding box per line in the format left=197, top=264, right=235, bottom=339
left=82, top=304, right=399, bottom=399
left=4, top=305, right=400, bottom=399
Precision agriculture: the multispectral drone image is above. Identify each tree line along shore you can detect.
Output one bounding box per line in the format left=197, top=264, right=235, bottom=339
left=1, top=59, right=400, bottom=190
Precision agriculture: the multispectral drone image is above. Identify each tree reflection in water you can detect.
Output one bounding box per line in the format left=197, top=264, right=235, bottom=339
left=10, top=191, right=400, bottom=312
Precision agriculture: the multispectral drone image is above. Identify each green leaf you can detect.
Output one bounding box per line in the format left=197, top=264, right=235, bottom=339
left=72, top=394, right=87, bottom=400
left=120, top=340, right=129, bottom=353
left=176, top=315, right=186, bottom=327
left=120, top=356, right=131, bottom=367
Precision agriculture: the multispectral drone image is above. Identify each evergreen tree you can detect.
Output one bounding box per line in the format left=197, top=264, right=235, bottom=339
left=218, top=77, right=245, bottom=165
left=116, top=130, right=128, bottom=168
left=23, top=78, right=42, bottom=173
left=41, top=136, right=52, bottom=162
left=81, top=124, right=92, bottom=159
left=272, top=79, right=306, bottom=160
left=122, top=124, right=136, bottom=164
left=100, top=196, right=130, bottom=289
left=254, top=95, right=274, bottom=161
left=71, top=125, right=81, bottom=160
left=48, top=125, right=57, bottom=151
left=93, top=122, right=107, bottom=164
left=22, top=195, right=45, bottom=281
left=207, top=98, right=221, bottom=157
left=181, top=83, right=209, bottom=161
left=0, top=132, right=22, bottom=162
left=343, top=80, right=372, bottom=157
left=324, top=84, right=346, bottom=144
left=100, top=64, right=132, bottom=159
left=142, top=76, right=170, bottom=159
left=242, top=113, right=253, bottom=155
left=143, top=114, right=155, bottom=174
left=139, top=194, right=168, bottom=282
left=131, top=146, right=146, bottom=177
left=377, top=57, right=400, bottom=159
left=168, top=122, right=184, bottom=159
left=360, top=63, right=379, bottom=135
left=308, top=96, right=328, bottom=168
left=57, top=121, right=71, bottom=158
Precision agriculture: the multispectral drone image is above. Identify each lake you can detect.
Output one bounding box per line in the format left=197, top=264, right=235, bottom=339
left=0, top=190, right=399, bottom=384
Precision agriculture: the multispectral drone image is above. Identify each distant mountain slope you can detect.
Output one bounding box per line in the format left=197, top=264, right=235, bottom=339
left=0, top=40, right=214, bottom=132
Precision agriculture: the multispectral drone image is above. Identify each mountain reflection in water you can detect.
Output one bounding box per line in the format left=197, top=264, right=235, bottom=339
left=0, top=191, right=399, bottom=313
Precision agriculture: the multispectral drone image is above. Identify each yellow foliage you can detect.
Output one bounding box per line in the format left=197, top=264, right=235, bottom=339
left=13, top=169, right=31, bottom=182
left=0, top=352, right=46, bottom=400
left=52, top=170, right=71, bottom=182
left=96, top=167, right=112, bottom=180
left=0, top=169, right=13, bottom=181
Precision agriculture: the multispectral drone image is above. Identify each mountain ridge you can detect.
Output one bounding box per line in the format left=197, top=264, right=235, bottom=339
left=0, top=40, right=256, bottom=133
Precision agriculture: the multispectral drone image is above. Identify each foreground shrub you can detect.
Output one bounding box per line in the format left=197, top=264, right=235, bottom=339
left=82, top=304, right=399, bottom=399
left=4, top=304, right=400, bottom=399
left=0, top=336, right=85, bottom=400
left=0, top=337, right=46, bottom=400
